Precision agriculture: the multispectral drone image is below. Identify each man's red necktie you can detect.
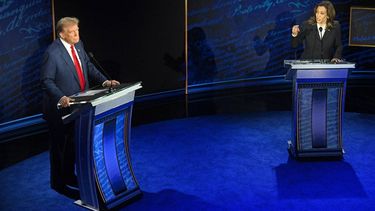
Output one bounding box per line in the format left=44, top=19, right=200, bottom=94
left=70, top=45, right=85, bottom=91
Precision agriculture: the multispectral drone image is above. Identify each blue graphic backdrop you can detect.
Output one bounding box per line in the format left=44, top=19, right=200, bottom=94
left=0, top=0, right=52, bottom=123
left=349, top=8, right=375, bottom=46
left=1, top=0, right=374, bottom=124
left=188, top=0, right=375, bottom=85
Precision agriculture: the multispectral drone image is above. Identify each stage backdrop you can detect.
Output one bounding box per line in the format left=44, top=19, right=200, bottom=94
left=0, top=0, right=52, bottom=123
left=187, top=0, right=375, bottom=85
left=1, top=0, right=374, bottom=124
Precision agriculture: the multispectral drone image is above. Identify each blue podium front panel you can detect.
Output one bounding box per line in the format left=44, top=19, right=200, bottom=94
left=92, top=104, right=139, bottom=207
left=72, top=83, right=142, bottom=210
left=284, top=62, right=353, bottom=158
left=295, top=81, right=344, bottom=157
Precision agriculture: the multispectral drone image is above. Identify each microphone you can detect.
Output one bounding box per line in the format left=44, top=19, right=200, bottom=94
left=88, top=52, right=114, bottom=92
left=88, top=52, right=112, bottom=80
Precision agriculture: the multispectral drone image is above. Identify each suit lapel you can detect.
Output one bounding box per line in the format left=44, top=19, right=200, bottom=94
left=322, top=27, right=332, bottom=42
left=312, top=25, right=320, bottom=41
left=56, top=39, right=82, bottom=88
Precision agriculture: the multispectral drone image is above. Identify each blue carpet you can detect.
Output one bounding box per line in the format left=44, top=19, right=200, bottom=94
left=1, top=111, right=375, bottom=210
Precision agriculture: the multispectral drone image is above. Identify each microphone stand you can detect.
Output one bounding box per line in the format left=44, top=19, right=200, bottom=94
left=88, top=52, right=113, bottom=92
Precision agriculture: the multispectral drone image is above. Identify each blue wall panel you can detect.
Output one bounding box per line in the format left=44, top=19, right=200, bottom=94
left=0, top=0, right=52, bottom=123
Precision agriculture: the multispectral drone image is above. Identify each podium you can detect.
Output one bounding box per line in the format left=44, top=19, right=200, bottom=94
left=284, top=60, right=355, bottom=158
left=63, top=82, right=142, bottom=210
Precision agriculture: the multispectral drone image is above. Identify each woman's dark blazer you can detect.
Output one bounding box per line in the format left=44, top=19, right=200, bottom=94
left=292, top=20, right=342, bottom=60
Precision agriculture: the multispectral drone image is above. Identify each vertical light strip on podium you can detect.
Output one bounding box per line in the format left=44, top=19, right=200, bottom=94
left=298, top=88, right=312, bottom=150
left=327, top=88, right=340, bottom=148
left=103, top=118, right=127, bottom=195
left=92, top=106, right=138, bottom=205
left=93, top=122, right=115, bottom=201
left=115, top=113, right=137, bottom=190
left=311, top=89, right=327, bottom=148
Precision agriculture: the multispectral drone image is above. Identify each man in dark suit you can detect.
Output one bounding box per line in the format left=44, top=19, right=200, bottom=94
left=41, top=17, right=119, bottom=198
left=291, top=1, right=342, bottom=62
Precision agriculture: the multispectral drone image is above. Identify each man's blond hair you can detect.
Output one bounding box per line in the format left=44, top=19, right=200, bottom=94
left=56, top=17, right=79, bottom=37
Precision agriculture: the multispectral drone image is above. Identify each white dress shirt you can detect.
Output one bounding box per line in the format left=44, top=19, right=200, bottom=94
left=60, top=38, right=83, bottom=68
left=317, top=23, right=326, bottom=39
left=59, top=38, right=109, bottom=89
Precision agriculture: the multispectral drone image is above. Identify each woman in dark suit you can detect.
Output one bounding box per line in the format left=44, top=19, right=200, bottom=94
left=291, top=1, right=342, bottom=62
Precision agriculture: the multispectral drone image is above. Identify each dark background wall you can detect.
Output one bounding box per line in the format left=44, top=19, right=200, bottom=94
left=54, top=0, right=186, bottom=95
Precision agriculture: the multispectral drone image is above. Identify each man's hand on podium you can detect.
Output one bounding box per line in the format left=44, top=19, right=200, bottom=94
left=331, top=58, right=342, bottom=63
left=102, top=80, right=120, bottom=88
left=58, top=96, right=74, bottom=108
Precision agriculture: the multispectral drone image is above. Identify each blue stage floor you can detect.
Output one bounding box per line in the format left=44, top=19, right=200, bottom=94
left=1, top=111, right=375, bottom=210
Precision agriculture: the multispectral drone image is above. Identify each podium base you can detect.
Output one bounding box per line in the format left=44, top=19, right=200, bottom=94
left=74, top=200, right=98, bottom=211
left=287, top=140, right=344, bottom=159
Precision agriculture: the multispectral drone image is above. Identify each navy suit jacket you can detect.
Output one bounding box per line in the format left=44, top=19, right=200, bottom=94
left=41, top=39, right=107, bottom=119
left=292, top=21, right=342, bottom=60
